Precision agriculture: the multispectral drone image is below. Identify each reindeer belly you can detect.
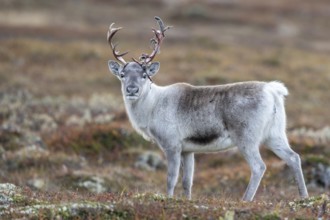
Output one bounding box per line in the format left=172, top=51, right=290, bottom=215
left=182, top=131, right=235, bottom=153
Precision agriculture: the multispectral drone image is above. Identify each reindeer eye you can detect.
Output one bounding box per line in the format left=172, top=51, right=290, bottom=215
left=120, top=73, right=125, bottom=78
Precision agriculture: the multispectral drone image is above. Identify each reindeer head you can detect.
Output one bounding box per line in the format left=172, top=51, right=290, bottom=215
left=107, top=17, right=171, bottom=101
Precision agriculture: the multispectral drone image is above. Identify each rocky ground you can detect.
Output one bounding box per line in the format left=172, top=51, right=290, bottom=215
left=0, top=182, right=329, bottom=219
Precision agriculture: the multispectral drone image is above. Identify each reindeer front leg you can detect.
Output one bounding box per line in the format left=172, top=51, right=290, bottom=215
left=166, top=149, right=181, bottom=197
left=182, top=152, right=194, bottom=200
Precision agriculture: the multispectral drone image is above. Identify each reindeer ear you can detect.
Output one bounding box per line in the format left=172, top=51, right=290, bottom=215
left=147, top=62, right=160, bottom=77
left=108, top=60, right=122, bottom=76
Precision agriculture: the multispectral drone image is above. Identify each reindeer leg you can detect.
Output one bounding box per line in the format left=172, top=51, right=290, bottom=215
left=182, top=152, right=194, bottom=200
left=166, top=149, right=181, bottom=197
left=238, top=144, right=266, bottom=201
left=266, top=136, right=308, bottom=198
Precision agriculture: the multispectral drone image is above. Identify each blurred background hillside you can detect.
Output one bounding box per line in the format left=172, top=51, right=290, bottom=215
left=0, top=0, right=330, bottom=218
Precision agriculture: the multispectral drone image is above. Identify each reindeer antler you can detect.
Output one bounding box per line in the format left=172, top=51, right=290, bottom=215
left=133, top=16, right=172, bottom=66
left=107, top=23, right=128, bottom=65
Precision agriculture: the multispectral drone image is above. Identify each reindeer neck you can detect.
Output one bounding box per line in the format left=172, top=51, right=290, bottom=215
left=123, top=83, right=163, bottom=131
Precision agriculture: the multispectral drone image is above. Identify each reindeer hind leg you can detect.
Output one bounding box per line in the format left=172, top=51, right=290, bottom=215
left=237, top=142, right=266, bottom=201
left=266, top=135, right=308, bottom=198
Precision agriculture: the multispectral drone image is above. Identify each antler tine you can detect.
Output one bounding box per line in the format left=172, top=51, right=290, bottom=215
left=107, top=23, right=128, bottom=65
left=143, top=17, right=172, bottom=64
left=132, top=17, right=171, bottom=66
left=154, top=16, right=172, bottom=36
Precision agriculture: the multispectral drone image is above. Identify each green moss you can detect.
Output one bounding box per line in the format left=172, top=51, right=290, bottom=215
left=304, top=155, right=330, bottom=166
left=133, top=192, right=167, bottom=201
left=219, top=210, right=235, bottom=220
left=0, top=130, right=23, bottom=151
left=288, top=194, right=329, bottom=210
left=12, top=194, right=28, bottom=204
left=261, top=58, right=281, bottom=67
left=261, top=213, right=281, bottom=220
left=65, top=127, right=150, bottom=157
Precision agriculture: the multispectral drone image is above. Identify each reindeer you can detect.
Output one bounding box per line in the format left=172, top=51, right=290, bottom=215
left=106, top=17, right=308, bottom=201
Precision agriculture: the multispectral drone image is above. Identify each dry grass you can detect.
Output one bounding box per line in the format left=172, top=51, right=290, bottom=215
left=1, top=37, right=330, bottom=127
left=2, top=185, right=329, bottom=219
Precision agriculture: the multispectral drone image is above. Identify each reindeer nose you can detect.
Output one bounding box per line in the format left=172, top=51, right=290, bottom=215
left=126, top=86, right=139, bottom=94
